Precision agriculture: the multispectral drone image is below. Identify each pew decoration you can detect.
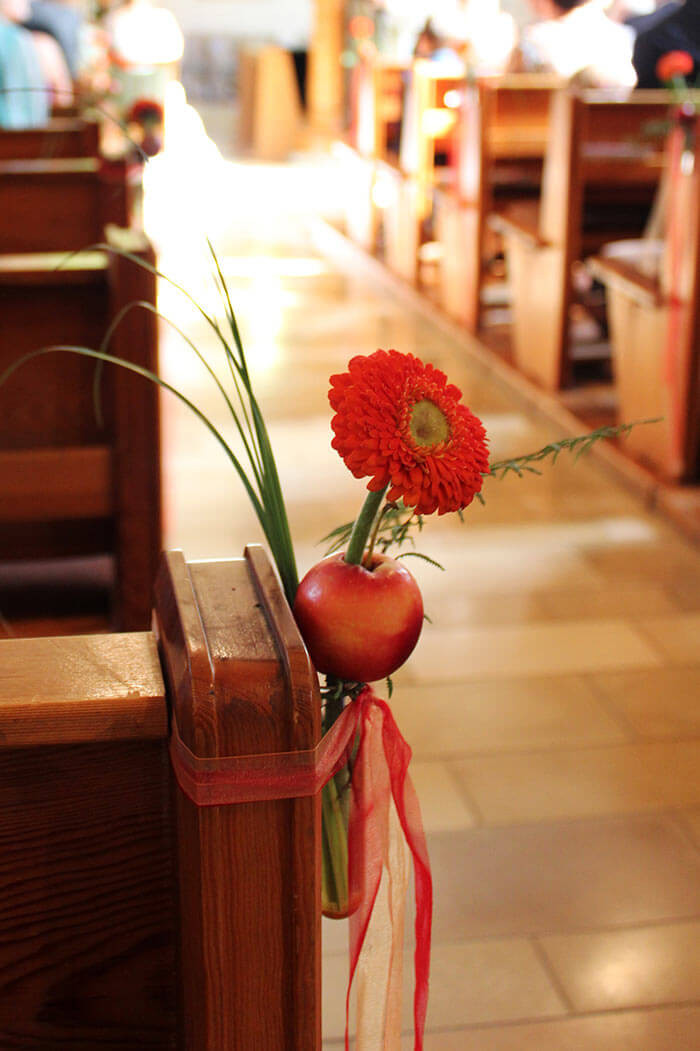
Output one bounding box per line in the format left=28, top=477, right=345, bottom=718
left=655, top=51, right=698, bottom=154
left=126, top=98, right=164, bottom=158
left=653, top=52, right=698, bottom=475
left=0, top=245, right=658, bottom=1049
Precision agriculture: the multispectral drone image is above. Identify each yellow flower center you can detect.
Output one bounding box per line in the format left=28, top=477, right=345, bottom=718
left=409, top=399, right=450, bottom=447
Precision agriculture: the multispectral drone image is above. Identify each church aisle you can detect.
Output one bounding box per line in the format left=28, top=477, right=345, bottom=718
left=145, top=122, right=700, bottom=1048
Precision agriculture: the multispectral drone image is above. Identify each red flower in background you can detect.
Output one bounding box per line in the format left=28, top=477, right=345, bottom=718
left=329, top=349, right=489, bottom=515
left=656, top=50, right=695, bottom=83
left=127, top=98, right=164, bottom=125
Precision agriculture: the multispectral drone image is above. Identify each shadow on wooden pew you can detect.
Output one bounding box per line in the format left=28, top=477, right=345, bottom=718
left=588, top=126, right=700, bottom=482
left=495, top=88, right=669, bottom=391
left=0, top=225, right=161, bottom=633
left=0, top=547, right=322, bottom=1049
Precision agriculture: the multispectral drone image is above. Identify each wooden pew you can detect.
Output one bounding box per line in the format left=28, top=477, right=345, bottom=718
left=0, top=157, right=135, bottom=253
left=436, top=75, right=558, bottom=331
left=0, top=547, right=322, bottom=1049
left=496, top=89, right=669, bottom=390
left=587, top=125, right=700, bottom=482
left=0, top=117, right=100, bottom=160
left=343, top=57, right=410, bottom=253
left=0, top=225, right=161, bottom=632
left=380, top=59, right=464, bottom=285
left=352, top=56, right=408, bottom=163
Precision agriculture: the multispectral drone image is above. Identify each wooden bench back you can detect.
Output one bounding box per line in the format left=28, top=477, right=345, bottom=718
left=0, top=225, right=161, bottom=630
left=400, top=60, right=464, bottom=182
left=502, top=88, right=670, bottom=389
left=0, top=158, right=132, bottom=253
left=456, top=75, right=557, bottom=205
left=539, top=89, right=668, bottom=257
left=0, top=118, right=100, bottom=161
left=588, top=123, right=700, bottom=481
left=440, top=75, right=556, bottom=329
left=0, top=548, right=322, bottom=1049
left=353, top=57, right=409, bottom=162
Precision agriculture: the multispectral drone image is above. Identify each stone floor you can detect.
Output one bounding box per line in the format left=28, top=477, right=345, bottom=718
left=146, top=100, right=700, bottom=1049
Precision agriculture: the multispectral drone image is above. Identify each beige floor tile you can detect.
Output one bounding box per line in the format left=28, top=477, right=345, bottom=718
left=409, top=762, right=477, bottom=832
left=540, top=583, right=680, bottom=619
left=322, top=937, right=565, bottom=1039
left=427, top=817, right=700, bottom=940
left=406, top=620, right=662, bottom=684
left=637, top=614, right=700, bottom=664
left=395, top=1005, right=700, bottom=1050
left=393, top=676, right=627, bottom=758
left=539, top=921, right=700, bottom=1011
left=590, top=667, right=700, bottom=738
left=453, top=741, right=700, bottom=824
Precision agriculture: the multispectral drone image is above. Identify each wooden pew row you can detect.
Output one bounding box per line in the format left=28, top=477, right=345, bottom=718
left=352, top=56, right=408, bottom=163
left=380, top=60, right=464, bottom=285
left=0, top=547, right=322, bottom=1049
left=0, top=225, right=161, bottom=631
left=437, top=75, right=558, bottom=330
left=343, top=57, right=410, bottom=252
left=0, top=156, right=136, bottom=253
left=495, top=89, right=669, bottom=391
left=587, top=126, right=700, bottom=482
left=0, top=117, right=100, bottom=160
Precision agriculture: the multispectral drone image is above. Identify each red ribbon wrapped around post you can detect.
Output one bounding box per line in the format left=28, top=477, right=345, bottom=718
left=169, top=685, right=432, bottom=1050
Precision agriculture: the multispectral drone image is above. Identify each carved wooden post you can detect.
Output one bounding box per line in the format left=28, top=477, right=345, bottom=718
left=154, top=547, right=322, bottom=1050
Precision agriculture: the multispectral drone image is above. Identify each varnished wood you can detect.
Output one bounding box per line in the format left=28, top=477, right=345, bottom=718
left=0, top=631, right=166, bottom=747
left=0, top=624, right=175, bottom=1046
left=0, top=157, right=132, bottom=253
left=238, top=46, right=303, bottom=160
left=588, top=129, right=700, bottom=481
left=439, top=76, right=553, bottom=330
left=0, top=446, right=112, bottom=521
left=353, top=58, right=408, bottom=162
left=498, top=88, right=670, bottom=390
left=154, top=547, right=322, bottom=1051
left=108, top=229, right=162, bottom=632
left=0, top=548, right=323, bottom=1046
left=0, top=119, right=100, bottom=161
left=0, top=226, right=161, bottom=631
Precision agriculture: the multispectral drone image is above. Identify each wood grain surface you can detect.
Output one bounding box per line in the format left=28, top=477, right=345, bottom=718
left=154, top=548, right=322, bottom=1051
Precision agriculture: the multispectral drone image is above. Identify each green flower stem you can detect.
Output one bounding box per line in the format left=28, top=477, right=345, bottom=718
left=344, top=486, right=389, bottom=566
left=322, top=773, right=349, bottom=912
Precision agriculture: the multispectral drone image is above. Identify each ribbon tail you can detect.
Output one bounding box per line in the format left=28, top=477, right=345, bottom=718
left=381, top=701, right=433, bottom=1051
left=344, top=689, right=433, bottom=1051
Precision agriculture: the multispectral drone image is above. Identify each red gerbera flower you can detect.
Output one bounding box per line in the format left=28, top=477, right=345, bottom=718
left=656, top=50, right=695, bottom=83
left=329, top=349, right=489, bottom=515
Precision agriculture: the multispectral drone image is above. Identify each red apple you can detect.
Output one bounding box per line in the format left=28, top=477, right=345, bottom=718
left=293, top=552, right=424, bottom=682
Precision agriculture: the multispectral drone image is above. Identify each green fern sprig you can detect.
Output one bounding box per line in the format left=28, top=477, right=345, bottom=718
left=487, top=419, right=661, bottom=480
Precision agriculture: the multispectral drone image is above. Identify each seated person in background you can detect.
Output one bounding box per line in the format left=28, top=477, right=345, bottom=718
left=21, top=0, right=81, bottom=78
left=521, top=0, right=637, bottom=86
left=413, top=17, right=463, bottom=63
left=0, top=0, right=70, bottom=125
left=632, top=0, right=700, bottom=85
left=433, top=0, right=519, bottom=75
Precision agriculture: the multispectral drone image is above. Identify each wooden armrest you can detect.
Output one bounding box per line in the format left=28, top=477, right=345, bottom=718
left=0, top=632, right=166, bottom=747
left=587, top=255, right=661, bottom=308
left=490, top=210, right=545, bottom=248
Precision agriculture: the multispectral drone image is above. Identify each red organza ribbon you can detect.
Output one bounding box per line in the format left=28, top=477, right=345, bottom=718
left=169, top=686, right=432, bottom=1050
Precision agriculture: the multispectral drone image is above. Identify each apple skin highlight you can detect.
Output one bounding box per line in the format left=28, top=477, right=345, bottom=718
left=293, top=552, right=424, bottom=683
